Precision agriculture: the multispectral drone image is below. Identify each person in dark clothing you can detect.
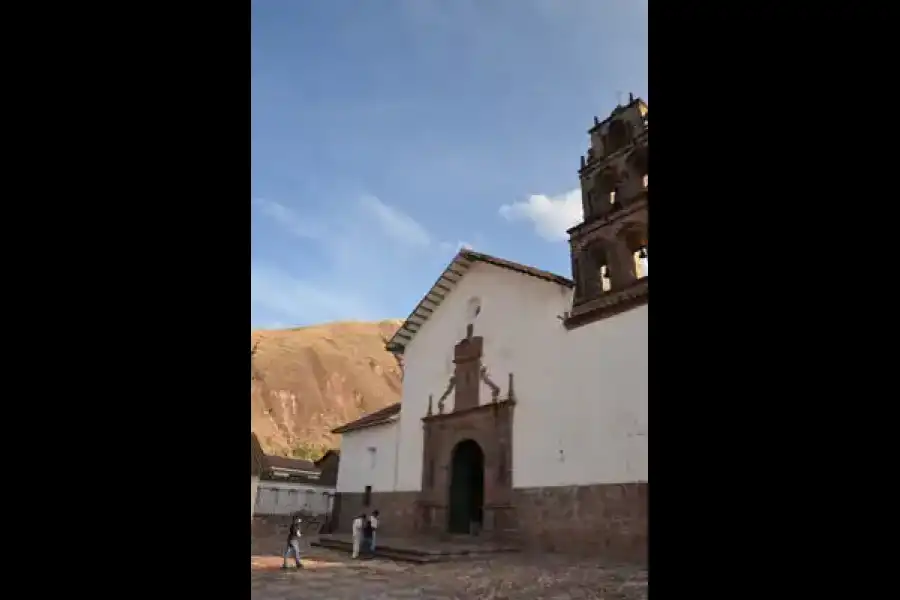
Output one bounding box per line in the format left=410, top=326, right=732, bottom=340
left=282, top=515, right=304, bottom=569
left=362, top=514, right=374, bottom=557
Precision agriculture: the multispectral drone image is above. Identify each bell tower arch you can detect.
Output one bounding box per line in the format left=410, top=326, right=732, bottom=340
left=568, top=96, right=648, bottom=328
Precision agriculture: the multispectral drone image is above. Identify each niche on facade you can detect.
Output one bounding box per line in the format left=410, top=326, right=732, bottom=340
left=466, top=296, right=482, bottom=323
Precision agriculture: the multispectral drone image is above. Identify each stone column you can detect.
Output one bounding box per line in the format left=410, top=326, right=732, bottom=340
left=571, top=253, right=581, bottom=296
left=579, top=246, right=602, bottom=299
left=608, top=239, right=638, bottom=289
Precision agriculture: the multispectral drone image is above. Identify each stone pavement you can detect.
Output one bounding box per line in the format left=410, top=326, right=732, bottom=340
left=251, top=547, right=647, bottom=600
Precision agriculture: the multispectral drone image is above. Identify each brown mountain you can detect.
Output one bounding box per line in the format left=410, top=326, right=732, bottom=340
left=250, top=319, right=403, bottom=458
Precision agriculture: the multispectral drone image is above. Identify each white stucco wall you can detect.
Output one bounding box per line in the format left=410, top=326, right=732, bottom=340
left=335, top=421, right=400, bottom=493
left=340, top=261, right=648, bottom=494
left=254, top=480, right=334, bottom=516
left=398, top=261, right=648, bottom=491
left=395, top=262, right=576, bottom=491
left=514, top=303, right=648, bottom=488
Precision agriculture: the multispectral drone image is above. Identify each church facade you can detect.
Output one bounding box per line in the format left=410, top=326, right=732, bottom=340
left=332, top=99, right=648, bottom=562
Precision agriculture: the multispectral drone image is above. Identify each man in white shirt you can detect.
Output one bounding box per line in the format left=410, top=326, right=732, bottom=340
left=369, top=510, right=380, bottom=553
left=351, top=513, right=366, bottom=559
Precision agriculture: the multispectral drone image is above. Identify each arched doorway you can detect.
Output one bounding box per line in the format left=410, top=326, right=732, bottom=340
left=447, top=439, right=485, bottom=534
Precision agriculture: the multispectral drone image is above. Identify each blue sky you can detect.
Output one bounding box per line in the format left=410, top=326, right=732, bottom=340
left=251, top=0, right=647, bottom=330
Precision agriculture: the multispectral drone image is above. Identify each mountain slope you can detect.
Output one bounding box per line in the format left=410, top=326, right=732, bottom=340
left=250, top=319, right=403, bottom=457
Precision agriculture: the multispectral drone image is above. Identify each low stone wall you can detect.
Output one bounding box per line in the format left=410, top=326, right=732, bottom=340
left=513, top=482, right=647, bottom=564
left=333, top=482, right=646, bottom=564
left=335, top=491, right=420, bottom=537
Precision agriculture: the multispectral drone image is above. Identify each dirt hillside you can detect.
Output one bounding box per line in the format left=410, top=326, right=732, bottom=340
left=251, top=319, right=403, bottom=457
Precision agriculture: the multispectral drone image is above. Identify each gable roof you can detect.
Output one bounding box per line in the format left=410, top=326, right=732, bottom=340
left=331, top=402, right=401, bottom=434
left=265, top=455, right=318, bottom=474
left=385, top=249, right=574, bottom=354
left=314, top=449, right=340, bottom=467
left=251, top=432, right=266, bottom=477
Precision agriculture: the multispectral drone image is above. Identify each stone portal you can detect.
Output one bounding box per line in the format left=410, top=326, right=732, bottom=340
left=418, top=326, right=517, bottom=538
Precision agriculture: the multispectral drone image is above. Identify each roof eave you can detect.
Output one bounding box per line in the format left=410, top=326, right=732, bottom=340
left=385, top=250, right=573, bottom=355
left=331, top=413, right=400, bottom=435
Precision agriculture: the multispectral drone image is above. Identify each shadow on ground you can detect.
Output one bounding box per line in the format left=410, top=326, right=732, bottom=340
left=251, top=544, right=647, bottom=600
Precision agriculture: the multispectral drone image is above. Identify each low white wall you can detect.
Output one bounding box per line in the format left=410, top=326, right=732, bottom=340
left=251, top=476, right=260, bottom=519
left=254, top=480, right=335, bottom=516
left=335, top=421, right=399, bottom=493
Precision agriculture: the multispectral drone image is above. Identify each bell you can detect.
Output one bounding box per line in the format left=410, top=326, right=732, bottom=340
left=639, top=247, right=648, bottom=259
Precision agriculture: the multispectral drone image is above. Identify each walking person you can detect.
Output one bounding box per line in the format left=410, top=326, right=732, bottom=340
left=351, top=513, right=366, bottom=559
left=369, top=510, right=379, bottom=553
left=281, top=515, right=304, bottom=570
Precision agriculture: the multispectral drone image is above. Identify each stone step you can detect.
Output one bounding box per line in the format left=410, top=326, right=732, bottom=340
left=312, top=538, right=440, bottom=564
left=312, top=536, right=519, bottom=564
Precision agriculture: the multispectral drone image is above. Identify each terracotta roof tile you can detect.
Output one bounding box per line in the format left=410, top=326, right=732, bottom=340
left=331, top=402, right=401, bottom=434
left=265, top=455, right=318, bottom=472
left=314, top=449, right=340, bottom=467
left=462, top=250, right=574, bottom=288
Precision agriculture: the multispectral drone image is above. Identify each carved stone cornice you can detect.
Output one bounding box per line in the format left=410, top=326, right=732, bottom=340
left=569, top=195, right=647, bottom=244
left=422, top=398, right=516, bottom=424
left=565, top=277, right=648, bottom=330
left=579, top=129, right=648, bottom=178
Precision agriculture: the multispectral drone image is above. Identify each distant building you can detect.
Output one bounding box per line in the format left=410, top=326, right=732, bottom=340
left=251, top=443, right=341, bottom=519
left=331, top=99, right=648, bottom=563
left=250, top=432, right=266, bottom=519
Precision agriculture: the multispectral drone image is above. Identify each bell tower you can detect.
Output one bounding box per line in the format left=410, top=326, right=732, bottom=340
left=566, top=96, right=648, bottom=327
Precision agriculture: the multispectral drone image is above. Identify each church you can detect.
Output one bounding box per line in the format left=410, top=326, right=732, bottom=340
left=331, top=98, right=648, bottom=562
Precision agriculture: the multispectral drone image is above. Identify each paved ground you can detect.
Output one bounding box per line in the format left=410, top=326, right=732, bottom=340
left=251, top=547, right=647, bottom=600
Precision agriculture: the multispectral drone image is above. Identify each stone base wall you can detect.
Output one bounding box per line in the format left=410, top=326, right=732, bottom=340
left=335, top=491, right=420, bottom=537
left=335, top=482, right=646, bottom=564
left=513, top=482, right=647, bottom=564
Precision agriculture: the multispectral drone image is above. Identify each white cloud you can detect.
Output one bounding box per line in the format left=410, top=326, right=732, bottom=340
left=252, top=197, right=324, bottom=240
left=498, top=188, right=583, bottom=241
left=439, top=240, right=473, bottom=253
left=358, top=195, right=431, bottom=247
left=252, top=194, right=461, bottom=329
left=251, top=263, right=375, bottom=326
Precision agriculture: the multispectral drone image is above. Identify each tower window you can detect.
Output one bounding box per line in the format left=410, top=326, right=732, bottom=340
left=363, top=485, right=372, bottom=507
left=607, top=119, right=631, bottom=152
left=634, top=248, right=648, bottom=278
